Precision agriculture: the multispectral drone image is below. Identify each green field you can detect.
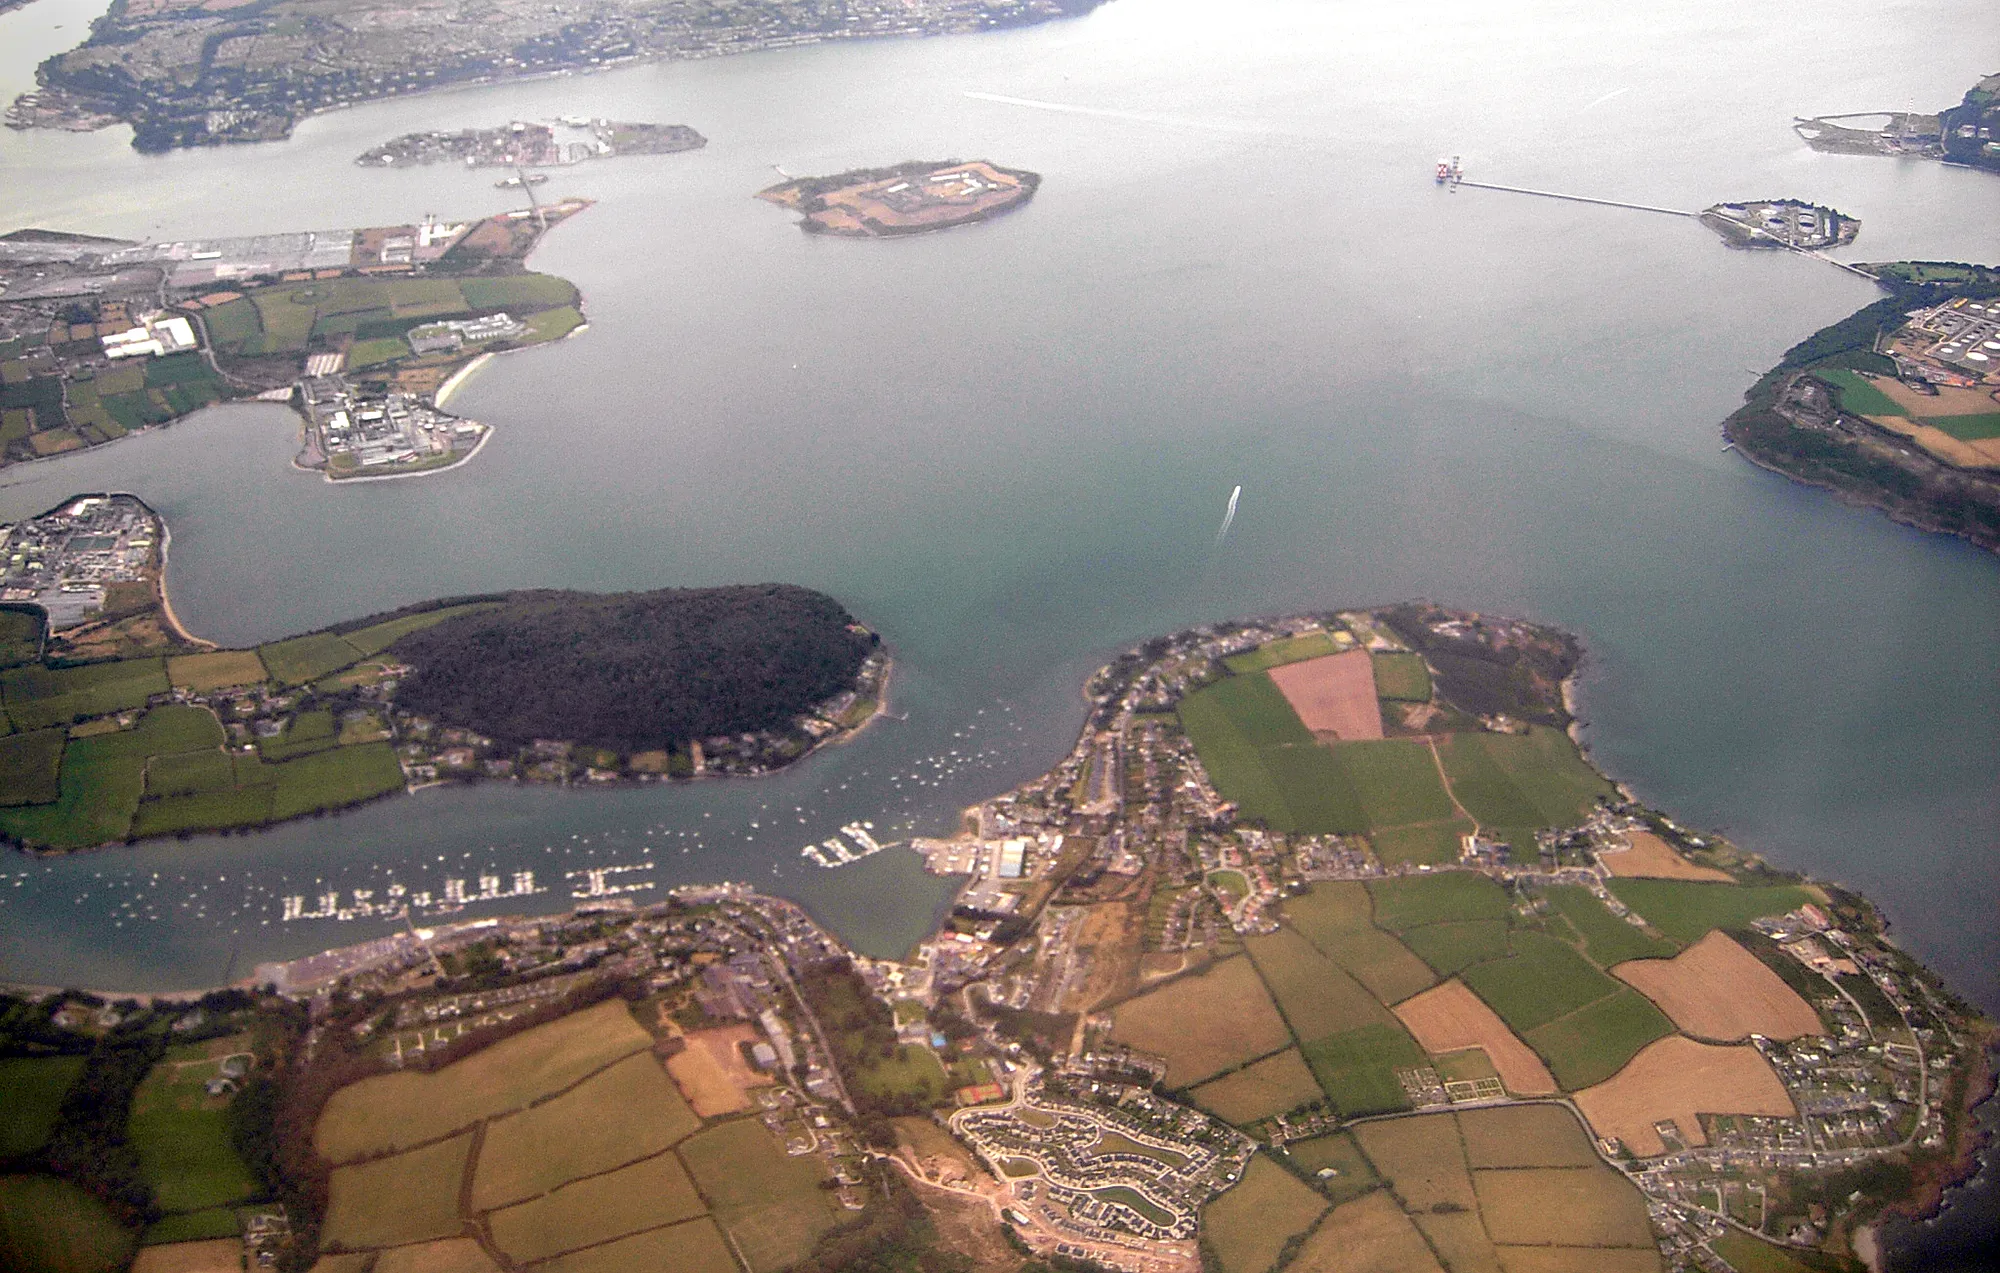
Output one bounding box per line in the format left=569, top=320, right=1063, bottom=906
left=1282, top=882, right=1436, bottom=1005
left=0, top=1174, right=135, bottom=1273
left=1713, top=1231, right=1862, bottom=1273
left=1459, top=931, right=1621, bottom=1033
left=1604, top=879, right=1815, bottom=945
left=0, top=728, right=66, bottom=805
left=128, top=1045, right=262, bottom=1215
left=488, top=1151, right=705, bottom=1263
left=166, top=650, right=269, bottom=694
left=1814, top=368, right=1909, bottom=417
left=1522, top=988, right=1675, bottom=1090
left=257, top=709, right=338, bottom=762
left=1340, top=739, right=1457, bottom=828
left=268, top=742, right=403, bottom=820
left=470, top=1053, right=699, bottom=1210
left=139, top=1207, right=242, bottom=1245
left=1179, top=673, right=1365, bottom=833
left=1247, top=927, right=1395, bottom=1040
left=346, top=337, right=410, bottom=370
left=1222, top=631, right=1342, bottom=674
left=678, top=1119, right=839, bottom=1273
left=0, top=1057, right=85, bottom=1156
left=1437, top=726, right=1611, bottom=830
left=1368, top=873, right=1510, bottom=931
left=3, top=657, right=170, bottom=731
left=1367, top=821, right=1473, bottom=867
left=256, top=632, right=366, bottom=686
left=145, top=748, right=235, bottom=797
left=1280, top=1131, right=1381, bottom=1206
left=1371, top=651, right=1431, bottom=701
left=1302, top=1022, right=1427, bottom=1116
left=0, top=609, right=41, bottom=666
left=1929, top=412, right=2000, bottom=442
left=340, top=603, right=502, bottom=657
left=1542, top=885, right=1677, bottom=966
left=524, top=307, right=585, bottom=342
left=1398, top=919, right=1512, bottom=977
left=459, top=274, right=579, bottom=311
left=0, top=706, right=226, bottom=848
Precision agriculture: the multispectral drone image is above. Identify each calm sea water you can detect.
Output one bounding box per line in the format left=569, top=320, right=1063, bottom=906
left=0, top=0, right=1994, bottom=1008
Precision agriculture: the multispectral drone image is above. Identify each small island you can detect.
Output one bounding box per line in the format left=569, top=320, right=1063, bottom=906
left=1723, top=260, right=2000, bottom=553
left=1700, top=199, right=1859, bottom=251
left=0, top=202, right=591, bottom=481
left=758, top=160, right=1039, bottom=237
left=0, top=505, right=890, bottom=851
left=356, top=118, right=706, bottom=171
left=1794, top=72, right=2000, bottom=175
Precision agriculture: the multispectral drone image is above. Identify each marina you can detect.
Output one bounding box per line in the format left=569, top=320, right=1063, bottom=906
left=801, top=821, right=894, bottom=868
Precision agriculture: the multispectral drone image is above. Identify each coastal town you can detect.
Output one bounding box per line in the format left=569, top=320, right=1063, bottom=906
left=6, top=607, right=1977, bottom=1273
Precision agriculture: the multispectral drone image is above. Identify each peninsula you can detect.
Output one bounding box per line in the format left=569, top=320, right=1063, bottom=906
left=356, top=118, right=706, bottom=170
left=0, top=608, right=1987, bottom=1273
left=1723, top=260, right=2000, bottom=553
left=1793, top=72, right=2000, bottom=174
left=5, top=0, right=1108, bottom=152
left=0, top=505, right=889, bottom=852
left=0, top=203, right=590, bottom=481
left=759, top=160, right=1040, bottom=237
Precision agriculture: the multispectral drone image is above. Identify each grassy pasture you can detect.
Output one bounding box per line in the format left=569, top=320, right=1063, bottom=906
left=1223, top=631, right=1341, bottom=674
left=0, top=1056, right=85, bottom=1156
left=1288, top=1190, right=1443, bottom=1273
left=458, top=274, right=579, bottom=311
left=1369, top=873, right=1510, bottom=931
left=1280, top=1131, right=1381, bottom=1206
left=315, top=1000, right=652, bottom=1162
left=1932, top=412, right=2000, bottom=442
left=0, top=1174, right=135, bottom=1273
left=257, top=709, right=337, bottom=762
left=1188, top=1048, right=1322, bottom=1125
left=1400, top=920, right=1512, bottom=977
left=678, top=1118, right=839, bottom=1273
left=1543, top=886, right=1677, bottom=966
left=1368, top=821, right=1472, bottom=867
left=1353, top=1113, right=1474, bottom=1211
left=137, top=1210, right=240, bottom=1245
left=470, top=1052, right=698, bottom=1210
left=535, top=1218, right=738, bottom=1273
left=487, top=1151, right=705, bottom=1263
left=1338, top=739, right=1456, bottom=828
left=1247, top=927, right=1395, bottom=1039
left=0, top=728, right=65, bottom=805
left=1457, top=1105, right=1598, bottom=1169
left=3, top=657, right=169, bottom=730
left=1438, top=727, right=1611, bottom=830
left=342, top=603, right=502, bottom=657
left=1472, top=1166, right=1655, bottom=1248
left=0, top=608, right=41, bottom=666
left=1302, top=1023, right=1427, bottom=1117
left=1282, top=882, right=1436, bottom=1005
left=1460, top=932, right=1620, bottom=1033
left=1711, top=1231, right=1852, bottom=1273
left=168, top=651, right=269, bottom=694
left=524, top=306, right=585, bottom=342
left=1816, top=367, right=1908, bottom=417
left=1178, top=673, right=1365, bottom=833
left=256, top=632, right=365, bottom=686
left=0, top=706, right=224, bottom=848
left=1200, top=1154, right=1328, bottom=1273
left=1370, top=652, right=1432, bottom=701
left=198, top=298, right=260, bottom=351
left=268, top=743, right=403, bottom=821
left=1604, top=879, right=1815, bottom=945
left=1523, top=988, right=1675, bottom=1091
left=131, top=787, right=277, bottom=838
left=1109, top=956, right=1293, bottom=1088
left=128, top=1049, right=261, bottom=1214
left=322, top=1134, right=471, bottom=1250
left=145, top=748, right=234, bottom=797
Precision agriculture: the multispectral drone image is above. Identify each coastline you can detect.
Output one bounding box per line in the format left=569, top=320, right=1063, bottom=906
left=150, top=498, right=214, bottom=649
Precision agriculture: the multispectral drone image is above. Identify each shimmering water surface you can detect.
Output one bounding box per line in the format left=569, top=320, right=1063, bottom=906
left=0, top=0, right=1994, bottom=1050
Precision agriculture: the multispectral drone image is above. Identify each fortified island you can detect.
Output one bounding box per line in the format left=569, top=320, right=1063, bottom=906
left=355, top=119, right=706, bottom=171
left=1724, top=261, right=2000, bottom=553
left=3, top=0, right=1108, bottom=152
left=0, top=607, right=1988, bottom=1273
left=759, top=161, right=1040, bottom=237
left=0, top=496, right=888, bottom=852
left=0, top=202, right=589, bottom=481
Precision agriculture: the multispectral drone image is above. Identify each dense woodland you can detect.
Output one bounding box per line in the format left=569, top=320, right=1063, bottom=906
left=386, top=584, right=875, bottom=752
left=1378, top=603, right=1581, bottom=726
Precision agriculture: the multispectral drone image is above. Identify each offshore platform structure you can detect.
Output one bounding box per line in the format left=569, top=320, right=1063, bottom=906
left=1435, top=156, right=1463, bottom=189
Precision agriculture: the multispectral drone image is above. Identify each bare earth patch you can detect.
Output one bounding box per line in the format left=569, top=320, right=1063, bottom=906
left=1612, top=932, right=1823, bottom=1043
left=1574, top=1036, right=1795, bottom=1157
left=665, top=1023, right=773, bottom=1118
left=1269, top=649, right=1384, bottom=741
left=1597, top=830, right=1733, bottom=881
left=1393, top=979, right=1557, bottom=1096
left=130, top=1240, right=244, bottom=1273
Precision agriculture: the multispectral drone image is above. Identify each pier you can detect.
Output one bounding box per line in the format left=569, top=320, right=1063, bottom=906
left=1453, top=179, right=1693, bottom=218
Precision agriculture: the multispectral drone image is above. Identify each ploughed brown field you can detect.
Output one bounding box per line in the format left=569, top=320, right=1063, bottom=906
left=1392, top=979, right=1557, bottom=1095
left=1612, top=932, right=1824, bottom=1043
left=1597, top=830, right=1733, bottom=881
left=1269, top=649, right=1384, bottom=741
left=665, top=1023, right=773, bottom=1118
left=1574, top=1036, right=1795, bottom=1157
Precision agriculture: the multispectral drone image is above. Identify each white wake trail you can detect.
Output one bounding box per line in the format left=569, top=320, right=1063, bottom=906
left=1216, top=485, right=1242, bottom=544
left=963, top=91, right=1278, bottom=137
left=1581, top=87, right=1631, bottom=112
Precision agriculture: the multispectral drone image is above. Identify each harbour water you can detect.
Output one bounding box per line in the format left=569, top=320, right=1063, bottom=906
left=0, top=0, right=1994, bottom=1045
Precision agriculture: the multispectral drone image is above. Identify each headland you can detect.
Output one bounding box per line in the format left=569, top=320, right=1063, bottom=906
left=1793, top=72, right=2000, bottom=174
left=356, top=118, right=706, bottom=170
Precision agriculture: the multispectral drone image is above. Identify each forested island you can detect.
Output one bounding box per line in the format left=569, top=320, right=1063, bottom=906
left=0, top=607, right=1990, bottom=1273
left=1723, top=261, right=2000, bottom=553
left=0, top=566, right=888, bottom=851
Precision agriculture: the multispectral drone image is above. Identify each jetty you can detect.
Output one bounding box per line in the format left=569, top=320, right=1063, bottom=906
left=1453, top=179, right=1693, bottom=218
